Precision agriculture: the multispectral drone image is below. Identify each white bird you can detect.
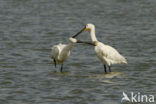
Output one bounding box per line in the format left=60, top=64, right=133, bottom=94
left=51, top=37, right=77, bottom=72
left=74, top=23, right=127, bottom=73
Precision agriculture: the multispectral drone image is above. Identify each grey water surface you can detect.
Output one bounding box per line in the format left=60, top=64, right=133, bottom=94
left=0, top=0, right=156, bottom=104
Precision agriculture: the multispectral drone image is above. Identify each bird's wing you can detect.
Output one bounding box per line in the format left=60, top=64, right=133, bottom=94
left=59, top=44, right=71, bottom=59
left=51, top=45, right=60, bottom=59
left=58, top=44, right=67, bottom=49
left=100, top=44, right=127, bottom=63
left=99, top=44, right=117, bottom=58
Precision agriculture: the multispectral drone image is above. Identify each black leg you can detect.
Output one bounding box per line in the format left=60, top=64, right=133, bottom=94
left=109, top=66, right=111, bottom=72
left=53, top=59, right=56, bottom=68
left=60, top=64, right=63, bottom=72
left=104, top=65, right=107, bottom=73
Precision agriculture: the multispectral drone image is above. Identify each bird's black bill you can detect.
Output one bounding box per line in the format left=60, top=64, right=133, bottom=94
left=72, top=27, right=86, bottom=38
left=77, top=40, right=95, bottom=46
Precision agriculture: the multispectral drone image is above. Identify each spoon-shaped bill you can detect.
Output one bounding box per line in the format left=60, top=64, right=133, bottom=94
left=72, top=27, right=86, bottom=38
left=77, top=40, right=95, bottom=46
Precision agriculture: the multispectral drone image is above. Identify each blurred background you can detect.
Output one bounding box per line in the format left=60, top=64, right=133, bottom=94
left=0, top=0, right=156, bottom=104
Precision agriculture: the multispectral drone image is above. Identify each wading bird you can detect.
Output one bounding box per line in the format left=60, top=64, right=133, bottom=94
left=72, top=23, right=127, bottom=73
left=51, top=37, right=77, bottom=72
left=51, top=37, right=94, bottom=72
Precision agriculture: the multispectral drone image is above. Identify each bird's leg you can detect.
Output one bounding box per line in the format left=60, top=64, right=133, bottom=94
left=60, top=64, right=63, bottom=72
left=53, top=59, right=56, bottom=68
left=109, top=66, right=111, bottom=72
left=104, top=65, right=107, bottom=73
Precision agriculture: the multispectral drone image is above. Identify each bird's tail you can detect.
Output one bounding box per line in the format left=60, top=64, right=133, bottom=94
left=121, top=56, right=127, bottom=64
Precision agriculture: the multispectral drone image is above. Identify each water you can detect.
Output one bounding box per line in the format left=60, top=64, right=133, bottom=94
left=0, top=0, right=156, bottom=104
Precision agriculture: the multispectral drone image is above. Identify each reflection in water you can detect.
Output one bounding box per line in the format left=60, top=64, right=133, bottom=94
left=92, top=72, right=125, bottom=79
left=51, top=70, right=124, bottom=79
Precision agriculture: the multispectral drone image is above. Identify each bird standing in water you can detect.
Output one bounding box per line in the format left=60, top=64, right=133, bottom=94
left=51, top=37, right=77, bottom=72
left=74, top=23, right=127, bottom=73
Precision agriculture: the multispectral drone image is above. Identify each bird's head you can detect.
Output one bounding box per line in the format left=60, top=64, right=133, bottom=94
left=85, top=23, right=95, bottom=32
left=93, top=41, right=98, bottom=46
left=72, top=23, right=95, bottom=38
left=69, top=37, right=77, bottom=43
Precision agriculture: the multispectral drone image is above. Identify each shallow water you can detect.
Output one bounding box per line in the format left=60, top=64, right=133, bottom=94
left=0, top=0, right=156, bottom=104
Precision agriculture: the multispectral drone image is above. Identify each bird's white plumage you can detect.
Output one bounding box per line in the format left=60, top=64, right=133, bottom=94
left=86, top=23, right=127, bottom=66
left=51, top=43, right=70, bottom=64
left=95, top=42, right=127, bottom=66
left=51, top=38, right=77, bottom=65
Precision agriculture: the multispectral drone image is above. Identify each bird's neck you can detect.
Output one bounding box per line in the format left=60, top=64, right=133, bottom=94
left=90, top=28, right=98, bottom=42
left=65, top=42, right=74, bottom=51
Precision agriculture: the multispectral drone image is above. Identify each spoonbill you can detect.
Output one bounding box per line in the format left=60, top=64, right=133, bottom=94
left=51, top=36, right=94, bottom=72
left=51, top=37, right=77, bottom=72
left=73, top=23, right=127, bottom=73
